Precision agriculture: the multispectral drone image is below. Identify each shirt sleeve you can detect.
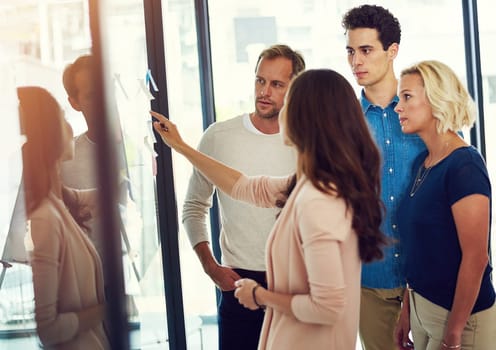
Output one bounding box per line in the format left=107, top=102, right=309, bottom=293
left=182, top=167, right=215, bottom=247
left=74, top=188, right=98, bottom=219
left=182, top=130, right=216, bottom=248
left=446, top=154, right=491, bottom=206
left=230, top=175, right=291, bottom=208
left=73, top=188, right=97, bottom=206
left=30, top=210, right=79, bottom=345
left=291, top=193, right=352, bottom=325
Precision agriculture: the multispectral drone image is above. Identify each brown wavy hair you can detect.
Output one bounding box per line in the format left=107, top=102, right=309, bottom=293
left=18, top=86, right=90, bottom=229
left=281, top=69, right=387, bottom=262
left=18, top=86, right=66, bottom=215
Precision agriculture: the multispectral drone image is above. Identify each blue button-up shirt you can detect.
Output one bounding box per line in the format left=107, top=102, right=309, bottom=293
left=360, top=90, right=425, bottom=289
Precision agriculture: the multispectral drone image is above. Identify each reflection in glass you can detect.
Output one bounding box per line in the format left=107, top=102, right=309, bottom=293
left=19, top=85, right=109, bottom=349
left=0, top=0, right=171, bottom=348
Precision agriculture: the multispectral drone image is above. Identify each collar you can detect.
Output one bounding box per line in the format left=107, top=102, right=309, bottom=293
left=360, top=89, right=399, bottom=112
left=82, top=131, right=97, bottom=145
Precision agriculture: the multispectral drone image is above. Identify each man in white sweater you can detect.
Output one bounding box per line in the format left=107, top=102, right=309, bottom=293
left=183, top=44, right=305, bottom=350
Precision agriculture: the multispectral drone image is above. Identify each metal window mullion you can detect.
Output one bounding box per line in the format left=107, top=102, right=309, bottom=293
left=462, top=0, right=486, bottom=158
left=143, top=0, right=187, bottom=349
left=88, top=0, right=130, bottom=349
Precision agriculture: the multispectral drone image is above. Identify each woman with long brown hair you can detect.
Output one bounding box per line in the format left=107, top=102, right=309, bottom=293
left=151, top=69, right=387, bottom=349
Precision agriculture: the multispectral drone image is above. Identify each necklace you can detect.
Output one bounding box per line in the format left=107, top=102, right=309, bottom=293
left=409, top=139, right=453, bottom=197
left=409, top=164, right=432, bottom=197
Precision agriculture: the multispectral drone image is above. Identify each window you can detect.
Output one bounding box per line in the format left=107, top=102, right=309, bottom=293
left=172, top=2, right=476, bottom=350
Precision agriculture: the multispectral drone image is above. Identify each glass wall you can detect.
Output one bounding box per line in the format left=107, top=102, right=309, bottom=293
left=207, top=0, right=467, bottom=121
left=0, top=1, right=175, bottom=348
left=99, top=0, right=172, bottom=348
left=0, top=2, right=93, bottom=348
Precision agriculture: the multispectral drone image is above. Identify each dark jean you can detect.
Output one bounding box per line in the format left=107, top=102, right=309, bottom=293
left=218, top=268, right=267, bottom=350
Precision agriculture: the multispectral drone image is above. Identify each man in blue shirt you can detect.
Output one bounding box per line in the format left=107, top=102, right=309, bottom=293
left=342, top=5, right=425, bottom=350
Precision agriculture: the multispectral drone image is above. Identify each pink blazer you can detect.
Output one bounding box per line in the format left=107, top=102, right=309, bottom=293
left=29, top=191, right=109, bottom=349
left=232, top=175, right=361, bottom=350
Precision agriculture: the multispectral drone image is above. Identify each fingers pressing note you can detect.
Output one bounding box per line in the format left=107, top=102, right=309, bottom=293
left=150, top=110, right=169, bottom=133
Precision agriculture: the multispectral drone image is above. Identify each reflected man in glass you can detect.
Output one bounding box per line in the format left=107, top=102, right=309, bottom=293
left=60, top=55, right=140, bottom=320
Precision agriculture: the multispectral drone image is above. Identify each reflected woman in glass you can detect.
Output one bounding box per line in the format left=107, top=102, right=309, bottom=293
left=18, top=86, right=109, bottom=349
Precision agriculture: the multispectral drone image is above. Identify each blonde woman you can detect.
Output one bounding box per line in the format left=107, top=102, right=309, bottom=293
left=394, top=60, right=496, bottom=350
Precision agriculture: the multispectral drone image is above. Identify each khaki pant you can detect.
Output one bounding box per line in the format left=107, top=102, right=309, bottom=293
left=409, top=289, right=496, bottom=350
left=359, top=287, right=404, bottom=350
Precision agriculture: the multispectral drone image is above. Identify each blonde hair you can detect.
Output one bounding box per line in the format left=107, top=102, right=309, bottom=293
left=400, top=60, right=476, bottom=133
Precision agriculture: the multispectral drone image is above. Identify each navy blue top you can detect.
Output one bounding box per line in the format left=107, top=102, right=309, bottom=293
left=398, top=146, right=495, bottom=313
left=360, top=91, right=425, bottom=288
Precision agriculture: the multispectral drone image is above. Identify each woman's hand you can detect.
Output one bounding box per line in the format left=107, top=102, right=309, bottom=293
left=150, top=110, right=243, bottom=194
left=150, top=111, right=186, bottom=152
left=440, top=330, right=462, bottom=350
left=395, top=292, right=414, bottom=350
left=234, top=278, right=261, bottom=310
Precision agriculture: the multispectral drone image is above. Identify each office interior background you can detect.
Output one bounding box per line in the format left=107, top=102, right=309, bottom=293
left=0, top=0, right=494, bottom=349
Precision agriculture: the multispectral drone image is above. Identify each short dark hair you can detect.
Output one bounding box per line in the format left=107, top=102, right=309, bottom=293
left=62, top=55, right=93, bottom=99
left=255, top=44, right=305, bottom=77
left=342, top=5, right=401, bottom=50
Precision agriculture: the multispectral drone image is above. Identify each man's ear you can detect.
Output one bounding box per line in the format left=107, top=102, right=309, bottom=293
left=388, top=43, right=399, bottom=60
left=68, top=96, right=82, bottom=112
